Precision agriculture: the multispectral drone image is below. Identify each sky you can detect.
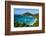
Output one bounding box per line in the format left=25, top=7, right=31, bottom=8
left=14, top=8, right=39, bottom=15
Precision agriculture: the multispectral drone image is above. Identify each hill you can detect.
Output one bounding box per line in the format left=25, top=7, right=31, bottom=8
left=22, top=12, right=39, bottom=18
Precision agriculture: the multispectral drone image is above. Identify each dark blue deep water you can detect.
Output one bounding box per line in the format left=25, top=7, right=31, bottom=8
left=14, top=15, right=36, bottom=25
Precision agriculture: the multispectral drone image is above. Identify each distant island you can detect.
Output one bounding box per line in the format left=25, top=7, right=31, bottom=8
left=22, top=12, right=39, bottom=18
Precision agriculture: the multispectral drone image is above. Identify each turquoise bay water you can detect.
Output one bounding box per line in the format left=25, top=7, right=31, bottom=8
left=14, top=15, right=36, bottom=25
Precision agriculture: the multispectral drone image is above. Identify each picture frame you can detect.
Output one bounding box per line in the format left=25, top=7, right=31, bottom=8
left=5, top=1, right=45, bottom=35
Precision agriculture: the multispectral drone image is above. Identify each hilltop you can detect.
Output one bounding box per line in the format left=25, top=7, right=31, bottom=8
left=22, top=12, right=39, bottom=18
